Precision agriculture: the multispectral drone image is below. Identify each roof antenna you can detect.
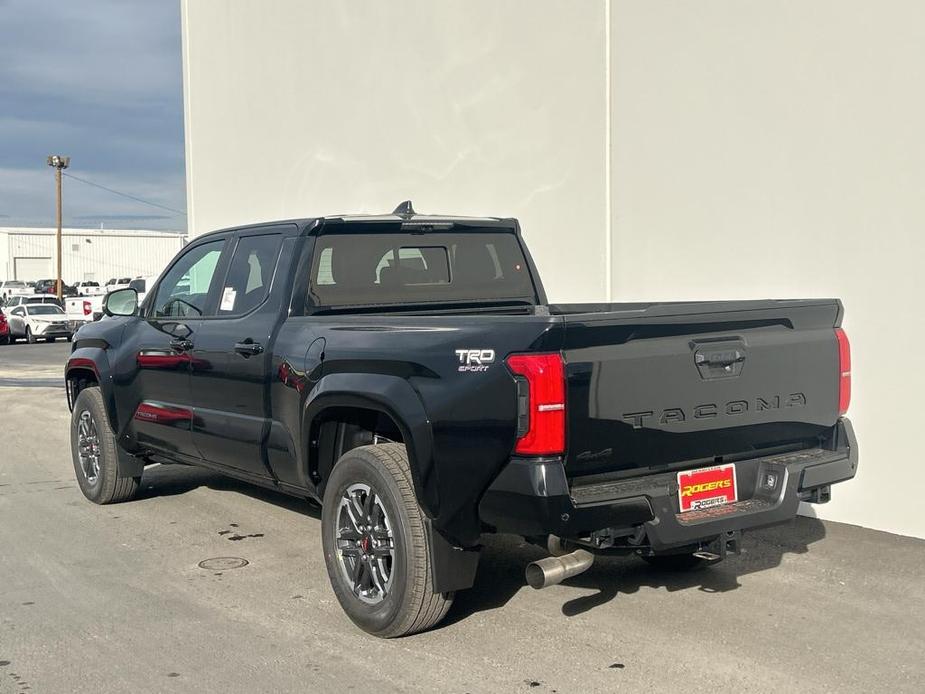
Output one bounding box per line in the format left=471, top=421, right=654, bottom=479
left=392, top=200, right=416, bottom=217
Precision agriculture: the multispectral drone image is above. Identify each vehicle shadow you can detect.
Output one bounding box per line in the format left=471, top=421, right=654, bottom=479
left=135, top=463, right=827, bottom=626
left=443, top=516, right=827, bottom=626
left=136, top=463, right=322, bottom=520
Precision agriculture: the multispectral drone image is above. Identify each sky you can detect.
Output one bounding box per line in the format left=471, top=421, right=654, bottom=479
left=0, top=0, right=186, bottom=231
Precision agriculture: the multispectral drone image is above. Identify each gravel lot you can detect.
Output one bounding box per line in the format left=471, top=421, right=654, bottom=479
left=1, top=341, right=923, bottom=693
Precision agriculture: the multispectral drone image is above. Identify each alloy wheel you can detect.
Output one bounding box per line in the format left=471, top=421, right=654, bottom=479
left=334, top=483, right=396, bottom=604
left=76, top=410, right=101, bottom=484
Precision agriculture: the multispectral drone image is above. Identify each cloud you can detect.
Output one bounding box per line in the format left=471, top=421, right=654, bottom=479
left=0, top=0, right=185, bottom=230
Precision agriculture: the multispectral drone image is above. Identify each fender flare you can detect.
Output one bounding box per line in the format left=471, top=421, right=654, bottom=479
left=65, top=349, right=145, bottom=478
left=302, top=372, right=439, bottom=519
left=65, top=348, right=118, bottom=430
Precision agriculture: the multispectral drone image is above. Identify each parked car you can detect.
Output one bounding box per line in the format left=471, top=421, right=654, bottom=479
left=0, top=280, right=32, bottom=302
left=6, top=303, right=72, bottom=343
left=64, top=205, right=857, bottom=637
left=128, top=275, right=157, bottom=305
left=74, top=281, right=104, bottom=296
left=0, top=309, right=9, bottom=345
left=33, top=279, right=78, bottom=297
left=3, top=295, right=64, bottom=311
left=104, top=277, right=132, bottom=293
left=65, top=295, right=104, bottom=326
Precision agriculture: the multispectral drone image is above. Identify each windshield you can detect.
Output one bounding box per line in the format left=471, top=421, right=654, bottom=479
left=4, top=281, right=25, bottom=288
left=27, top=305, right=64, bottom=315
left=309, top=231, right=537, bottom=308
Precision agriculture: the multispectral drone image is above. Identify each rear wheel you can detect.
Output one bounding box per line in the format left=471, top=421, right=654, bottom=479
left=70, top=386, right=141, bottom=504
left=321, top=443, right=453, bottom=637
left=45, top=337, right=55, bottom=343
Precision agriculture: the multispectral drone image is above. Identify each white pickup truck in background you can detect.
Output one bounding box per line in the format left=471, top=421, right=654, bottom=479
left=0, top=281, right=34, bottom=302
left=66, top=275, right=156, bottom=329
left=74, top=281, right=105, bottom=296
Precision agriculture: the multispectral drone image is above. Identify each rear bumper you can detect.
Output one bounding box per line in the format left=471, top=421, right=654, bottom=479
left=479, top=418, right=858, bottom=551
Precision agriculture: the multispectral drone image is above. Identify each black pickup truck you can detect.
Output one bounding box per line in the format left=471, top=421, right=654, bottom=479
left=65, top=203, right=857, bottom=637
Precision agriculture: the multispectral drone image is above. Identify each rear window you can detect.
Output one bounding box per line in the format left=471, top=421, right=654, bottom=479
left=309, top=232, right=535, bottom=307
left=28, top=305, right=64, bottom=315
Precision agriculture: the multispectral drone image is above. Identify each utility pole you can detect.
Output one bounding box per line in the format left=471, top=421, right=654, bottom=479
left=47, top=155, right=70, bottom=300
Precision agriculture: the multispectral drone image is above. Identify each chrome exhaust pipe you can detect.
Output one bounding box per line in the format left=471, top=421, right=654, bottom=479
left=525, top=548, right=594, bottom=589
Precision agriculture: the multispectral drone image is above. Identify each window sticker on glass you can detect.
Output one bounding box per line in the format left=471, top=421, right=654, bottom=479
left=220, top=287, right=237, bottom=312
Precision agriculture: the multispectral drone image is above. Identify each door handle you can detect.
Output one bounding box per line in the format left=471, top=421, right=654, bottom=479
left=234, top=340, right=264, bottom=356
left=169, top=338, right=193, bottom=351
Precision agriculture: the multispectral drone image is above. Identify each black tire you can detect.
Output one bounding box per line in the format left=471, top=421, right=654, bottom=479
left=641, top=552, right=706, bottom=571
left=321, top=443, right=453, bottom=638
left=45, top=337, right=55, bottom=343
left=0, top=334, right=8, bottom=346
left=26, top=327, right=36, bottom=344
left=70, top=386, right=141, bottom=504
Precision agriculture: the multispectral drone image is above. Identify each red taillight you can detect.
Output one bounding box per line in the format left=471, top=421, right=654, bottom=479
left=83, top=301, right=92, bottom=316
left=505, top=353, right=566, bottom=456
left=835, top=328, right=851, bottom=415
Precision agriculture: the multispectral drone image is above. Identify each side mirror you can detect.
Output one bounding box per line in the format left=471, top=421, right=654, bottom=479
left=103, top=288, right=138, bottom=317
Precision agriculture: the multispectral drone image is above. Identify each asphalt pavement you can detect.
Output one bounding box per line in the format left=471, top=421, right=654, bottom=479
left=0, top=341, right=923, bottom=693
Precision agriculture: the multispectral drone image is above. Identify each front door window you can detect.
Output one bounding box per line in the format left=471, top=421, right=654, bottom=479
left=151, top=240, right=224, bottom=318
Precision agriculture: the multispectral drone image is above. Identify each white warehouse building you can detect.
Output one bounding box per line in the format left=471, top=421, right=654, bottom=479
left=0, top=227, right=186, bottom=285
left=181, top=1, right=925, bottom=539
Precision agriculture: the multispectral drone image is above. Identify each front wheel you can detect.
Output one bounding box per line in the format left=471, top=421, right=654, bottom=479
left=26, top=327, right=36, bottom=344
left=70, top=386, right=141, bottom=504
left=321, top=443, right=453, bottom=638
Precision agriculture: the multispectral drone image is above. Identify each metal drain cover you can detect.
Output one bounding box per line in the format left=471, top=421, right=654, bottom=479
left=198, top=557, right=248, bottom=571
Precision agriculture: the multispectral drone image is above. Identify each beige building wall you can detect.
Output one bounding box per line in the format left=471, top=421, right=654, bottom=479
left=181, top=0, right=610, bottom=302
left=183, top=1, right=924, bottom=538
left=608, top=1, right=925, bottom=538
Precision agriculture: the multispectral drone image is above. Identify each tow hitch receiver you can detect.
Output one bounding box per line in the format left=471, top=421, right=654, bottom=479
left=693, top=530, right=741, bottom=563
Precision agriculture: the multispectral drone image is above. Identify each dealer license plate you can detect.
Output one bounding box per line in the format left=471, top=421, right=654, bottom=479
left=677, top=463, right=737, bottom=513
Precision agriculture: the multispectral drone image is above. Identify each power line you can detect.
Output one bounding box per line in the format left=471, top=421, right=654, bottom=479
left=62, top=172, right=187, bottom=216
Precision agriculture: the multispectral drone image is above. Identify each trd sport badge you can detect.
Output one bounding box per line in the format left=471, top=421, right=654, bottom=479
left=455, top=349, right=495, bottom=373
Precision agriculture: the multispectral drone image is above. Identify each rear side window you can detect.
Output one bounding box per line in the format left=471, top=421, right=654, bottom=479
left=217, top=233, right=283, bottom=315
left=309, top=231, right=535, bottom=308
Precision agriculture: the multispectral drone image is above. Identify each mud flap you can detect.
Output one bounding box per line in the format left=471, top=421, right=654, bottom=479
left=425, top=520, right=480, bottom=594
left=117, top=446, right=146, bottom=478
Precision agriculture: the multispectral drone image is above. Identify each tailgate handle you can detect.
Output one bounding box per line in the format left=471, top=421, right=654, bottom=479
left=695, top=350, right=745, bottom=367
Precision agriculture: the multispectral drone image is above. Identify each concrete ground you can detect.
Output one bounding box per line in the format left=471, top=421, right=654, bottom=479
left=1, top=342, right=923, bottom=694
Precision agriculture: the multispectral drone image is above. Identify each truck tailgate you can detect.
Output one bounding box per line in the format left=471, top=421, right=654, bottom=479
left=555, top=300, right=843, bottom=477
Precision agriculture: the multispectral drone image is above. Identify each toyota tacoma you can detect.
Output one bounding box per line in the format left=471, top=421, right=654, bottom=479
left=65, top=202, right=858, bottom=637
